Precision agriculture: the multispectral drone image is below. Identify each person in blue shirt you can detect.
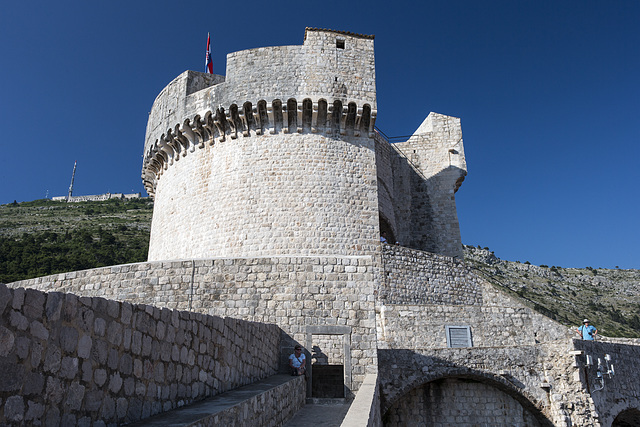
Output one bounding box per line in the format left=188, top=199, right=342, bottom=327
left=577, top=319, right=597, bottom=340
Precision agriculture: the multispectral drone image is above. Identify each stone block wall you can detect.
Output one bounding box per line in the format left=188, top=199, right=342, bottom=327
left=378, top=245, right=572, bottom=350
left=147, top=133, right=379, bottom=261
left=573, top=339, right=640, bottom=426
left=0, top=283, right=280, bottom=425
left=8, top=254, right=379, bottom=394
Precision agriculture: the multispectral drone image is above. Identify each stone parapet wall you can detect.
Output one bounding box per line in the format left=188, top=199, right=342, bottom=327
left=7, top=254, right=378, bottom=394
left=378, top=245, right=572, bottom=349
left=572, top=339, right=640, bottom=426
left=175, top=375, right=306, bottom=427
left=380, top=244, right=481, bottom=306
left=0, top=283, right=280, bottom=425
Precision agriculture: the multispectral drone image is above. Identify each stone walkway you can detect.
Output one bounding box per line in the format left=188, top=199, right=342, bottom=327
left=283, top=399, right=352, bottom=427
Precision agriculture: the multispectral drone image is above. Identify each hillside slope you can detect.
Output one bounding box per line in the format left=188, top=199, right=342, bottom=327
left=464, top=245, right=640, bottom=337
left=0, top=198, right=152, bottom=282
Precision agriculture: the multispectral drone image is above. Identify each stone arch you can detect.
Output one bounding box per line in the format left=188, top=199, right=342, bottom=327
left=257, top=100, right=269, bottom=133
left=382, top=370, right=552, bottom=427
left=286, top=98, right=298, bottom=133
left=345, top=102, right=357, bottom=132
left=361, top=104, right=371, bottom=134
left=272, top=99, right=283, bottom=133
left=302, top=98, right=313, bottom=132
left=331, top=100, right=342, bottom=135
left=316, top=99, right=328, bottom=131
left=243, top=101, right=255, bottom=134
left=612, top=408, right=640, bottom=427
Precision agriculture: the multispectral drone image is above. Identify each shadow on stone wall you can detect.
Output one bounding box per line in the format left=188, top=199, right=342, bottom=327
left=377, top=349, right=554, bottom=427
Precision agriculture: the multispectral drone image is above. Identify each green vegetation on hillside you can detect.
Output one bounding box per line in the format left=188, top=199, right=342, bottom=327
left=464, top=245, right=640, bottom=338
left=0, top=198, right=152, bottom=283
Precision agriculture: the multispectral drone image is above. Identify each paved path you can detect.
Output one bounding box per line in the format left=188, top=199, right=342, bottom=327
left=283, top=400, right=351, bottom=427
left=128, top=375, right=295, bottom=426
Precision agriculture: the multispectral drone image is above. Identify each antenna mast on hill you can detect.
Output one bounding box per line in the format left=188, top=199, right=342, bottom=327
left=67, top=161, right=77, bottom=201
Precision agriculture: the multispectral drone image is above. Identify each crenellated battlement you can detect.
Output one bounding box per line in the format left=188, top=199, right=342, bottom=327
left=142, top=97, right=376, bottom=197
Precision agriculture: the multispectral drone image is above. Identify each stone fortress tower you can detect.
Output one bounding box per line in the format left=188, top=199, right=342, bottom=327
left=142, top=27, right=467, bottom=262
left=5, top=28, right=639, bottom=426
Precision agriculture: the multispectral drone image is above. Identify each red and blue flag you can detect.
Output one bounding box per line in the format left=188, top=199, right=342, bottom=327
left=205, top=33, right=213, bottom=74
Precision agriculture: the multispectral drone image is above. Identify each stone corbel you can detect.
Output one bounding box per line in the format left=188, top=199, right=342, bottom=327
left=340, top=108, right=347, bottom=136
left=227, top=108, right=238, bottom=140
left=164, top=130, right=181, bottom=161
left=369, top=110, right=377, bottom=138
left=203, top=111, right=217, bottom=146
left=354, top=107, right=363, bottom=137
left=213, top=108, right=227, bottom=142
left=181, top=119, right=199, bottom=150
left=192, top=115, right=207, bottom=148
left=311, top=102, right=319, bottom=133
left=158, top=136, right=174, bottom=166
left=174, top=124, right=190, bottom=154
left=267, top=104, right=276, bottom=135
left=282, top=105, right=290, bottom=134
left=238, top=108, right=249, bottom=137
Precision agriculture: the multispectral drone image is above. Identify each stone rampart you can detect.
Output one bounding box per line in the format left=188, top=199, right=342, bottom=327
left=0, top=283, right=280, bottom=425
left=378, top=245, right=572, bottom=349
left=7, top=254, right=378, bottom=395
left=374, top=112, right=466, bottom=258
left=573, top=339, right=640, bottom=426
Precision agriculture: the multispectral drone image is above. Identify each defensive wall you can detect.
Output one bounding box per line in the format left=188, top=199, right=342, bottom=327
left=377, top=245, right=640, bottom=426
left=7, top=245, right=640, bottom=425
left=4, top=27, right=640, bottom=426
left=0, top=283, right=306, bottom=426
left=7, top=254, right=379, bottom=399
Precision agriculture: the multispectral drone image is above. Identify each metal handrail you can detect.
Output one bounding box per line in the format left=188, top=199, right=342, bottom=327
left=374, top=126, right=429, bottom=181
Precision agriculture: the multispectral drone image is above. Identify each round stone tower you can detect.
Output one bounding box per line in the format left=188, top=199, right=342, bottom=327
left=142, top=28, right=379, bottom=261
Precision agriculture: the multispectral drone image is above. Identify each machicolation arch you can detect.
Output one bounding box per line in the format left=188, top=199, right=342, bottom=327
left=142, top=97, right=376, bottom=197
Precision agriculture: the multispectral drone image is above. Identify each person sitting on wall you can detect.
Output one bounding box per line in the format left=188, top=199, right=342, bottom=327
left=380, top=232, right=388, bottom=243
left=289, top=345, right=306, bottom=376
left=577, top=319, right=597, bottom=340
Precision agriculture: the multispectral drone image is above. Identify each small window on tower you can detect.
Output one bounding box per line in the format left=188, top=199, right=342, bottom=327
left=336, top=38, right=345, bottom=49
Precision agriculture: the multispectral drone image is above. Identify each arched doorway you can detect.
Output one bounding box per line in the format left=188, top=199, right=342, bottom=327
left=384, top=377, right=548, bottom=426
left=612, top=408, right=640, bottom=427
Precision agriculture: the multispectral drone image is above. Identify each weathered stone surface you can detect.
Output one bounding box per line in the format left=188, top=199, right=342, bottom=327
left=64, top=381, right=85, bottom=411
left=60, top=356, right=79, bottom=379
left=108, top=373, right=123, bottom=393
left=4, top=395, right=25, bottom=422
left=60, top=326, right=79, bottom=353
left=78, top=334, right=92, bottom=359
left=10, top=309, right=28, bottom=330
left=25, top=400, right=45, bottom=421
left=45, top=292, right=64, bottom=322
left=22, top=371, right=45, bottom=395
left=43, top=345, right=61, bottom=373
left=0, top=359, right=24, bottom=391
left=0, top=325, right=15, bottom=357
left=23, top=288, right=45, bottom=319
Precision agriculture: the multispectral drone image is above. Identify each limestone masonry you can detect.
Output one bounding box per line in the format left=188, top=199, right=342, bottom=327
left=3, top=28, right=639, bottom=426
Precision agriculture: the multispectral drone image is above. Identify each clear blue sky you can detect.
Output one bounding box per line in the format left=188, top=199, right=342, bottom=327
left=1, top=1, right=638, bottom=269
